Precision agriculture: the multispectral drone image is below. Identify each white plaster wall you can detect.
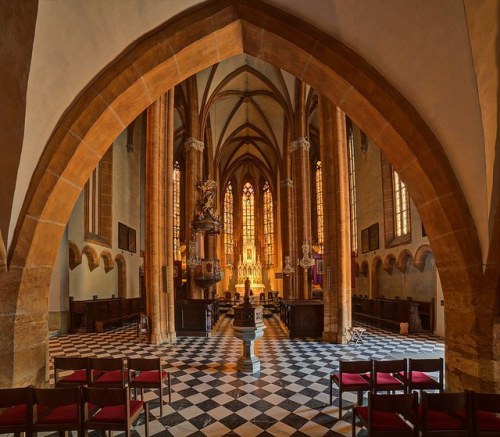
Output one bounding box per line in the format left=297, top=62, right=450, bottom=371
left=11, top=0, right=493, bottom=269
left=66, top=128, right=143, bottom=300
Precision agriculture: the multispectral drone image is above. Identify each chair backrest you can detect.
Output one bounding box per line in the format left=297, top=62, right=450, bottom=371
left=127, top=357, right=161, bottom=372
left=82, top=386, right=128, bottom=407
left=373, top=358, right=407, bottom=374
left=369, top=392, right=418, bottom=414
left=259, top=292, right=265, bottom=301
left=0, top=386, right=31, bottom=408
left=225, top=291, right=231, bottom=299
left=472, top=391, right=500, bottom=414
left=339, top=359, right=372, bottom=374
left=234, top=292, right=240, bottom=300
left=423, top=391, right=469, bottom=413
left=409, top=357, right=443, bottom=373
left=54, top=356, right=88, bottom=372
left=32, top=387, right=80, bottom=408
left=90, top=357, right=125, bottom=371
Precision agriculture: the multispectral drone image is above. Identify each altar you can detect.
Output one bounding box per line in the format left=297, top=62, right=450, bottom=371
left=235, top=240, right=265, bottom=296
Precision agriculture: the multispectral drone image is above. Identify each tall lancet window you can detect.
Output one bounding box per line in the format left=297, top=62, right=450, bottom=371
left=173, top=161, right=181, bottom=260
left=393, top=170, right=410, bottom=237
left=224, top=182, right=234, bottom=265
left=242, top=182, right=255, bottom=243
left=346, top=117, right=358, bottom=253
left=315, top=161, right=324, bottom=254
left=263, top=182, right=274, bottom=266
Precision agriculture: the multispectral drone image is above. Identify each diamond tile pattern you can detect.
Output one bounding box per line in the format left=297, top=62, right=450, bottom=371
left=48, top=316, right=444, bottom=436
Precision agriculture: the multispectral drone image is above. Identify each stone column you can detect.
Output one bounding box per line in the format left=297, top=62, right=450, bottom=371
left=280, top=178, right=294, bottom=298
left=291, top=137, right=313, bottom=299
left=185, top=137, right=204, bottom=299
left=165, top=89, right=176, bottom=342
left=318, top=96, right=351, bottom=343
left=145, top=95, right=168, bottom=344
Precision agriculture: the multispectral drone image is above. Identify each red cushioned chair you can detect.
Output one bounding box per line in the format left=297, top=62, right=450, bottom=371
left=420, top=391, right=472, bottom=437
left=0, top=386, right=32, bottom=437
left=365, top=359, right=407, bottom=394
left=352, top=392, right=418, bottom=437
left=54, top=356, right=90, bottom=387
left=90, top=357, right=127, bottom=388
left=330, top=360, right=372, bottom=419
left=399, top=358, right=444, bottom=395
left=82, top=386, right=149, bottom=437
left=127, top=357, right=171, bottom=416
left=471, top=391, right=500, bottom=436
left=31, top=386, right=82, bottom=437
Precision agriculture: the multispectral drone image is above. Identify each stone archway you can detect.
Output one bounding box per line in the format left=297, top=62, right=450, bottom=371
left=1, top=0, right=487, bottom=389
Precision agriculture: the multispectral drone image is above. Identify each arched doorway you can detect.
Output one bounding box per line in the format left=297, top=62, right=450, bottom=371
left=2, top=0, right=487, bottom=390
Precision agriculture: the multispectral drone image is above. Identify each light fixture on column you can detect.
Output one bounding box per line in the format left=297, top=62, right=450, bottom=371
left=298, top=240, right=315, bottom=269
left=186, top=233, right=201, bottom=270
left=283, top=255, right=294, bottom=276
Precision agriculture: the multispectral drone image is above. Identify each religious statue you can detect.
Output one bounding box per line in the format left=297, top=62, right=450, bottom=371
left=197, top=179, right=218, bottom=217
left=244, top=277, right=251, bottom=298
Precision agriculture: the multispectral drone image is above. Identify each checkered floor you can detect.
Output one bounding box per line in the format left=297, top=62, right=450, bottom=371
left=49, top=316, right=444, bottom=436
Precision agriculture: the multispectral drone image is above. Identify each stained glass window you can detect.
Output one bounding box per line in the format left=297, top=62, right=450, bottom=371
left=346, top=117, right=358, bottom=253
left=224, top=182, right=234, bottom=265
left=173, top=161, right=181, bottom=260
left=263, top=182, right=274, bottom=265
left=242, top=182, right=255, bottom=243
left=393, top=169, right=410, bottom=237
left=315, top=161, right=324, bottom=254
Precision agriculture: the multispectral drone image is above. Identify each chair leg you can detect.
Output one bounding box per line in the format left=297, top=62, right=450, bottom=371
left=352, top=408, right=356, bottom=437
left=357, top=391, right=363, bottom=406
left=338, top=391, right=343, bottom=419
left=168, top=373, right=172, bottom=404
left=160, top=383, right=164, bottom=417
left=144, top=402, right=149, bottom=437
left=329, top=379, right=333, bottom=406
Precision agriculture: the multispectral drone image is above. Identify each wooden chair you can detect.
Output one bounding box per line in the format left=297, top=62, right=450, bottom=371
left=471, top=391, right=500, bottom=436
left=330, top=360, right=372, bottom=419
left=420, top=391, right=472, bottom=437
left=400, top=358, right=444, bottom=395
left=82, top=387, right=149, bottom=437
left=89, top=357, right=127, bottom=388
left=54, top=356, right=90, bottom=387
left=0, top=386, right=32, bottom=437
left=127, top=357, right=171, bottom=416
left=137, top=313, right=150, bottom=343
left=31, top=386, right=81, bottom=437
left=352, top=392, right=418, bottom=437
left=366, top=359, right=407, bottom=394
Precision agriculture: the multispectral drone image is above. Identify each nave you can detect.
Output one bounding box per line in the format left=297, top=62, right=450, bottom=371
left=48, top=318, right=444, bottom=436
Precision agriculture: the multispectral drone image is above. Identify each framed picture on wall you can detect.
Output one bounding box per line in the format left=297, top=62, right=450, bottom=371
left=369, top=223, right=379, bottom=251
left=128, top=228, right=136, bottom=253
left=361, top=228, right=370, bottom=253
left=118, top=222, right=128, bottom=251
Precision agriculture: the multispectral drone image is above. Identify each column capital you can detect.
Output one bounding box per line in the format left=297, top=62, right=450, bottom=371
left=184, top=137, right=204, bottom=152
left=280, top=179, right=293, bottom=188
left=290, top=137, right=310, bottom=152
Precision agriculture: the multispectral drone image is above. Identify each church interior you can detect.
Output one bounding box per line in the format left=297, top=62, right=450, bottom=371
left=0, top=0, right=499, bottom=435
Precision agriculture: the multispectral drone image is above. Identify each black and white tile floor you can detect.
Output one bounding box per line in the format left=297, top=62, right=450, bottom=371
left=49, top=316, right=444, bottom=436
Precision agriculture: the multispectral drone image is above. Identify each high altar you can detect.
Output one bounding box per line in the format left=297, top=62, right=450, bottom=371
left=235, top=240, right=265, bottom=296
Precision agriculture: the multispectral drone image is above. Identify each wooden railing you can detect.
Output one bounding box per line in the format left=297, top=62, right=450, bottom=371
left=352, top=296, right=434, bottom=333
left=69, top=296, right=142, bottom=333
left=279, top=299, right=324, bottom=338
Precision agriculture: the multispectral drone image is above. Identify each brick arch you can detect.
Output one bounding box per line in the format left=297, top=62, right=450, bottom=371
left=81, top=246, right=100, bottom=272
left=414, top=244, right=433, bottom=273
left=2, top=0, right=486, bottom=389
left=396, top=249, right=413, bottom=274
left=100, top=250, right=114, bottom=273
left=383, top=253, right=397, bottom=275
left=114, top=254, right=127, bottom=298
left=68, top=240, right=82, bottom=270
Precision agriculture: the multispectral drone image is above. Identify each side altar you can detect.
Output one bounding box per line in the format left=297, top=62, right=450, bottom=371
left=235, top=240, right=265, bottom=296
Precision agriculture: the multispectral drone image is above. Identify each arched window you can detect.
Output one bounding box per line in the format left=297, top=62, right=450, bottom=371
left=393, top=170, right=410, bottom=237
left=263, top=182, right=274, bottom=265
left=173, top=161, right=181, bottom=260
left=242, top=182, right=255, bottom=243
left=224, top=182, right=234, bottom=265
left=315, top=161, right=324, bottom=254
left=346, top=117, right=358, bottom=253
